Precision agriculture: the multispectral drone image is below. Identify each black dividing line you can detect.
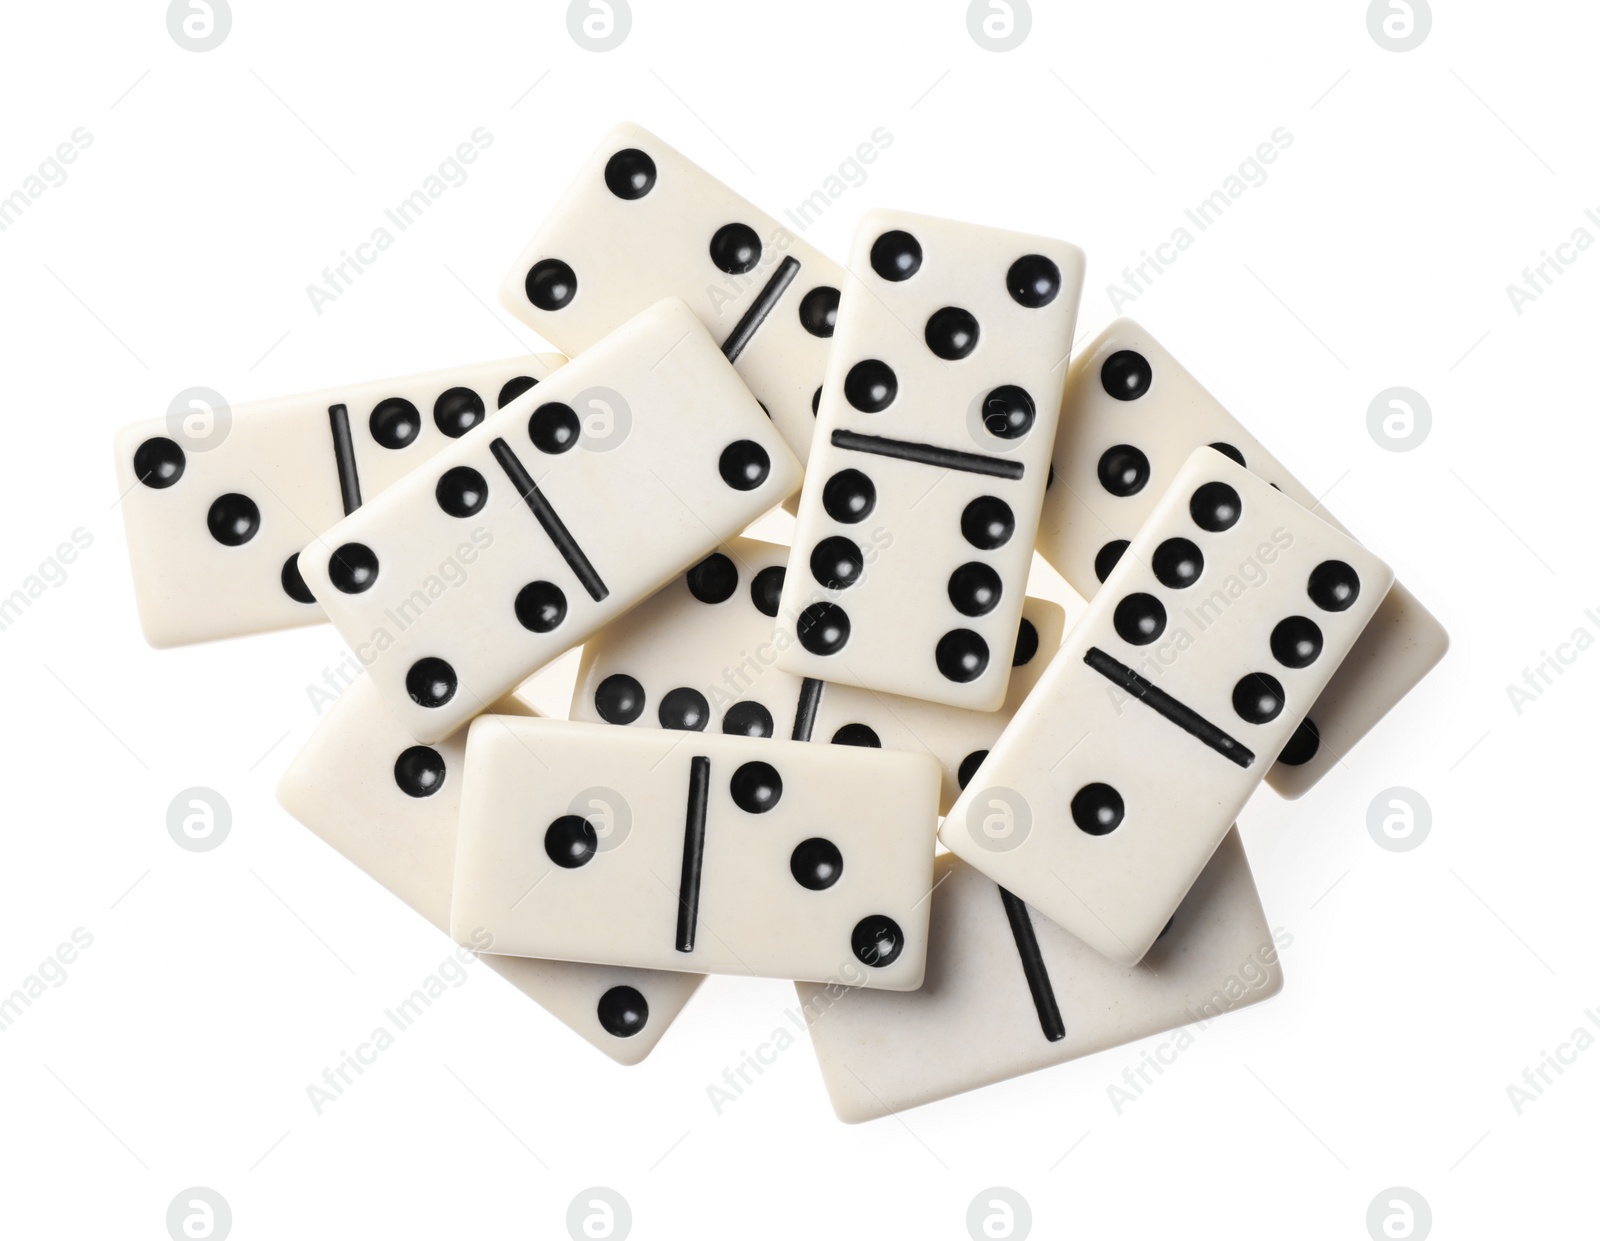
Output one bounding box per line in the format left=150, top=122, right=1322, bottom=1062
left=327, top=404, right=362, bottom=515
left=831, top=430, right=1025, bottom=481
left=998, top=887, right=1065, bottom=1043
left=488, top=437, right=609, bottom=602
left=791, top=678, right=824, bottom=742
left=721, top=256, right=801, bottom=363
left=1083, top=646, right=1255, bottom=769
left=675, top=756, right=711, bottom=954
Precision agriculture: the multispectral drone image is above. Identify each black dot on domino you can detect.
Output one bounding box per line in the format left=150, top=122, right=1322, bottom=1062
left=1101, top=350, right=1152, bottom=401
left=1271, top=616, right=1323, bottom=668
left=1307, top=560, right=1361, bottom=612
left=280, top=554, right=315, bottom=604
left=844, top=360, right=897, bottom=413
left=1209, top=441, right=1246, bottom=467
left=925, top=306, right=979, bottom=360
left=545, top=814, right=597, bottom=868
left=594, top=673, right=644, bottom=724
left=1094, top=540, right=1130, bottom=582
left=948, top=562, right=1001, bottom=617
left=525, top=259, right=576, bottom=311
left=1072, top=782, right=1124, bottom=835
left=686, top=553, right=738, bottom=604
left=529, top=402, right=579, bottom=454
left=870, top=230, right=921, bottom=281
left=393, top=745, right=446, bottom=798
left=791, top=838, right=843, bottom=891
left=328, top=542, right=379, bottom=593
left=436, top=466, right=488, bottom=517
left=1233, top=673, right=1286, bottom=725
left=434, top=388, right=485, bottom=438
left=718, top=441, right=771, bottom=491
left=730, top=761, right=782, bottom=813
left=659, top=687, right=710, bottom=731
left=823, top=469, right=876, bottom=524
left=1114, top=593, right=1165, bottom=645
left=936, top=629, right=989, bottom=683
left=134, top=436, right=185, bottom=488
left=514, top=581, right=567, bottom=633
left=207, top=494, right=260, bottom=546
left=1152, top=538, right=1203, bottom=589
left=811, top=387, right=822, bottom=416
left=1007, top=254, right=1062, bottom=307
left=831, top=723, right=880, bottom=747
left=961, top=495, right=1014, bottom=550
left=1278, top=717, right=1320, bottom=766
left=851, top=915, right=905, bottom=968
left=810, top=537, right=864, bottom=590
left=797, top=602, right=849, bottom=655
left=982, top=385, right=1035, bottom=440
left=369, top=398, right=420, bottom=449
left=604, top=148, right=657, bottom=199
left=722, top=701, right=774, bottom=738
left=1190, top=481, right=1242, bottom=532
left=596, top=984, right=648, bottom=1038
left=709, top=223, right=762, bottom=275
left=406, top=657, right=457, bottom=709
left=957, top=749, right=988, bottom=790
left=750, top=566, right=785, bottom=617
left=1013, top=617, right=1039, bottom=666
left=1097, top=444, right=1150, bottom=497
left=497, top=376, right=538, bottom=408
left=798, top=287, right=840, bottom=338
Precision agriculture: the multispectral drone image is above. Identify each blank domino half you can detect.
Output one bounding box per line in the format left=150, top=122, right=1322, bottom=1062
left=276, top=673, right=702, bottom=1065
left=1037, top=319, right=1448, bottom=796
left=798, top=829, right=1282, bottom=1123
left=570, top=537, right=1065, bottom=812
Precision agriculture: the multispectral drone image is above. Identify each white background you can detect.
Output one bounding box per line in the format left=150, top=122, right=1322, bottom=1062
left=0, top=1, right=1594, bottom=1237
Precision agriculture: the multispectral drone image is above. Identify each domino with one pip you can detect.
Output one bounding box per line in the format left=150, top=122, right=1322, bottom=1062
left=775, top=210, right=1085, bottom=710
left=450, top=718, right=940, bottom=990
left=1037, top=319, right=1448, bottom=797
left=570, top=537, right=1065, bottom=812
left=942, top=447, right=1392, bottom=964
left=115, top=354, right=565, bottom=647
left=499, top=122, right=847, bottom=464
left=277, top=674, right=702, bottom=1065
left=295, top=300, right=802, bottom=744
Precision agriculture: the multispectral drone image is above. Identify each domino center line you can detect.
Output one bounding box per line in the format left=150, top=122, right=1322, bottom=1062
left=675, top=755, right=711, bottom=954
left=327, top=404, right=362, bottom=515
left=831, top=430, right=1025, bottom=481
left=791, top=678, right=825, bottom=742
left=1083, top=647, right=1256, bottom=769
left=998, top=886, right=1066, bottom=1043
left=720, top=256, right=801, bottom=363
left=488, top=437, right=610, bottom=602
